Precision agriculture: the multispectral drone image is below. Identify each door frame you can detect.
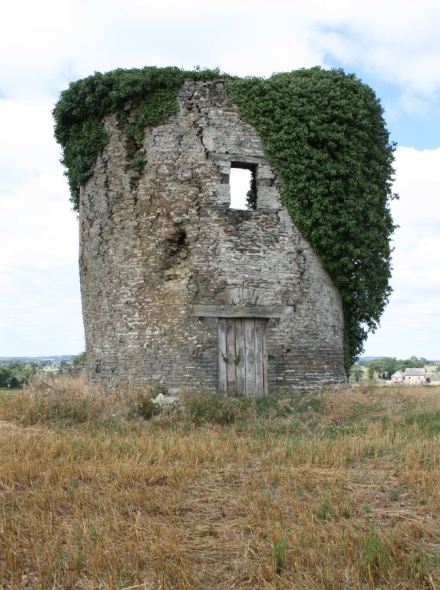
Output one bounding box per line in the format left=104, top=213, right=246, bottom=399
left=218, top=317, right=268, bottom=396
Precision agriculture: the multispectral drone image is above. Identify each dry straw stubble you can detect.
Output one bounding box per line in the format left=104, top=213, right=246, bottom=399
left=0, top=377, right=439, bottom=589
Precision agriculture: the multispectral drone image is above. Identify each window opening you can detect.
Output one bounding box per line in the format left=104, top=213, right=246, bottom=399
left=229, top=163, right=257, bottom=210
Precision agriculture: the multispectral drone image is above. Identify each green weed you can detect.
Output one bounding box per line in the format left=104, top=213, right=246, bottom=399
left=364, top=529, right=393, bottom=576
left=318, top=493, right=334, bottom=520
left=271, top=535, right=287, bottom=574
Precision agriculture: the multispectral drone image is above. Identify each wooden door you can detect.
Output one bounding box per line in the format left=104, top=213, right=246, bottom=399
left=218, top=318, right=268, bottom=396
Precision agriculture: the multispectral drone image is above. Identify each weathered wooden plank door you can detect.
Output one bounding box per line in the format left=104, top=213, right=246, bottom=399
left=218, top=318, right=268, bottom=395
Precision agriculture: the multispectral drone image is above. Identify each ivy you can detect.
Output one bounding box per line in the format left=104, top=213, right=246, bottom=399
left=53, top=66, right=226, bottom=209
left=229, top=68, right=396, bottom=370
left=53, top=66, right=396, bottom=370
left=123, top=88, right=180, bottom=142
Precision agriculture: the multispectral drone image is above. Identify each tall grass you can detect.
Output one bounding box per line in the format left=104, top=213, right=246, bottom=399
left=0, top=377, right=439, bottom=588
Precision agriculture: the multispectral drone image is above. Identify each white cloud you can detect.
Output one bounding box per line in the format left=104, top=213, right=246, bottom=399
left=220, top=33, right=324, bottom=78
left=0, top=97, right=83, bottom=356
left=301, top=0, right=440, bottom=93
left=364, top=147, right=440, bottom=359
left=1, top=0, right=439, bottom=107
left=0, top=0, right=438, bottom=357
left=0, top=99, right=77, bottom=273
left=0, top=0, right=87, bottom=98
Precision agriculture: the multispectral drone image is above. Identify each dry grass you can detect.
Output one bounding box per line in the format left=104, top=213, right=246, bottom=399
left=1, top=378, right=439, bottom=589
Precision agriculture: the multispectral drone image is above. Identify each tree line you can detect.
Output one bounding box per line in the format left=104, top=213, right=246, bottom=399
left=350, top=356, right=437, bottom=382
left=0, top=362, right=39, bottom=389
left=0, top=353, right=87, bottom=389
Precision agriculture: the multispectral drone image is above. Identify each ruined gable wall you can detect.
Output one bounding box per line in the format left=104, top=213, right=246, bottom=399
left=79, top=80, right=347, bottom=392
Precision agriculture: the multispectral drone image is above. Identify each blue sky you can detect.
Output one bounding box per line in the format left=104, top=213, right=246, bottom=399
left=0, top=0, right=439, bottom=359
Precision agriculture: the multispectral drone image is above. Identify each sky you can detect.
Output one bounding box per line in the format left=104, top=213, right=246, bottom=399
left=0, top=0, right=439, bottom=360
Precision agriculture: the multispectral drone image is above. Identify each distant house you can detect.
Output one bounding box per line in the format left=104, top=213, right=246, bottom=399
left=42, top=366, right=58, bottom=373
left=391, top=371, right=404, bottom=384
left=390, top=368, right=440, bottom=386
left=404, top=368, right=426, bottom=385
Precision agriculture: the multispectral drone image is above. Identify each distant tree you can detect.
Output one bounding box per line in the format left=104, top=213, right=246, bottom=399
left=365, top=357, right=398, bottom=380
left=0, top=366, right=10, bottom=388
left=397, top=358, right=425, bottom=371
left=0, top=361, right=38, bottom=388
left=7, top=375, right=23, bottom=389
left=67, top=352, right=87, bottom=375
left=350, top=365, right=364, bottom=383
left=365, top=362, right=374, bottom=380
left=380, top=358, right=396, bottom=379
left=73, top=351, right=86, bottom=367
left=22, top=363, right=34, bottom=377
left=365, top=356, right=428, bottom=380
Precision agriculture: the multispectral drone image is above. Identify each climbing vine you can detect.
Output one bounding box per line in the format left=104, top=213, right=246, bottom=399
left=229, top=68, right=396, bottom=370
left=52, top=66, right=226, bottom=209
left=53, top=66, right=396, bottom=369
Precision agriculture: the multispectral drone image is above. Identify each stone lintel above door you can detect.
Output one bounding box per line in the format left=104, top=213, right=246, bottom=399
left=193, top=305, right=293, bottom=318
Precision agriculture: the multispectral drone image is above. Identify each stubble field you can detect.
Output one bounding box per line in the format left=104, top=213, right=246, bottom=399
left=1, top=377, right=439, bottom=589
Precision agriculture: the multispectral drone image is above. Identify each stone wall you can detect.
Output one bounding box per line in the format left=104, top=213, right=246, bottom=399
left=79, top=79, right=347, bottom=393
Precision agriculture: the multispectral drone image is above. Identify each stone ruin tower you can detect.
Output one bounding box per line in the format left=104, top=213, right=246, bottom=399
left=80, top=79, right=348, bottom=394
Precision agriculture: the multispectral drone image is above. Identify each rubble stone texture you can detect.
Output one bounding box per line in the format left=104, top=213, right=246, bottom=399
left=80, top=79, right=348, bottom=393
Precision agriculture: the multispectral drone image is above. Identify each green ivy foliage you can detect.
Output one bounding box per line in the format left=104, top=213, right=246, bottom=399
left=229, top=68, right=396, bottom=370
left=53, top=66, right=226, bottom=208
left=53, top=66, right=396, bottom=369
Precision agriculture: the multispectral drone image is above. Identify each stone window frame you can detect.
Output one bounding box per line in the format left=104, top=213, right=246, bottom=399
left=212, top=154, right=280, bottom=212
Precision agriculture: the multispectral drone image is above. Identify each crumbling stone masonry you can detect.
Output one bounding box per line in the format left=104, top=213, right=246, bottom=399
left=80, top=79, right=348, bottom=394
